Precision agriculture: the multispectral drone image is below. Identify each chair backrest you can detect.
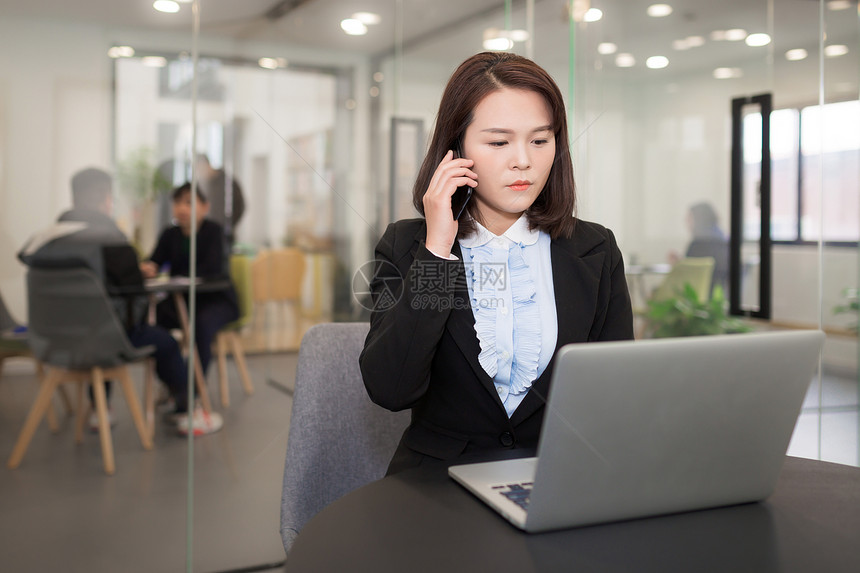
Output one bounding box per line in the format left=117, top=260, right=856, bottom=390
left=270, top=247, right=306, bottom=302
left=26, top=267, right=140, bottom=369
left=280, top=322, right=410, bottom=554
left=250, top=250, right=272, bottom=303
left=650, top=257, right=715, bottom=302
left=0, top=287, right=22, bottom=332
left=228, top=253, right=253, bottom=328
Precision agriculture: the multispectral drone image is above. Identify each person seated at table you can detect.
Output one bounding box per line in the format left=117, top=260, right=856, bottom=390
left=668, top=201, right=729, bottom=296
left=18, top=167, right=222, bottom=435
left=140, top=182, right=239, bottom=382
left=359, top=52, right=634, bottom=475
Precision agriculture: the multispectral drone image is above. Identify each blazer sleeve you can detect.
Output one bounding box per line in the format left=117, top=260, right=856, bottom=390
left=592, top=227, right=634, bottom=342
left=359, top=223, right=459, bottom=412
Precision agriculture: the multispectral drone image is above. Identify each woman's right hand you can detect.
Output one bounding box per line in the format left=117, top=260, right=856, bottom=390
left=422, top=150, right=477, bottom=258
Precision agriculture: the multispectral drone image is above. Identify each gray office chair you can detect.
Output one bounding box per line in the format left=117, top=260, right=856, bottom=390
left=280, top=322, right=410, bottom=554
left=7, top=267, right=154, bottom=475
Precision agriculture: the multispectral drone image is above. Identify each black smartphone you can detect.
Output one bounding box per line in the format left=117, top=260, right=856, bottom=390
left=451, top=143, right=473, bottom=220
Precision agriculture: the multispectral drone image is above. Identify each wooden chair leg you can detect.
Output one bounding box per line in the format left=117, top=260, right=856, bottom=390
left=229, top=331, right=254, bottom=396
left=74, top=381, right=87, bottom=443
left=56, top=384, right=74, bottom=414
left=217, top=331, right=230, bottom=408
left=143, top=359, right=155, bottom=441
left=116, top=367, right=153, bottom=451
left=45, top=400, right=60, bottom=433
left=8, top=368, right=63, bottom=469
left=91, top=368, right=115, bottom=475
left=192, top=347, right=213, bottom=414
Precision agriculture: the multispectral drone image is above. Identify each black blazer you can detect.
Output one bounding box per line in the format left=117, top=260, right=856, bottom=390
left=359, top=217, right=633, bottom=473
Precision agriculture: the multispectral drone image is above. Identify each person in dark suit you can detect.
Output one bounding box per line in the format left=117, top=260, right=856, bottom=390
left=359, top=52, right=633, bottom=474
left=140, top=183, right=239, bottom=380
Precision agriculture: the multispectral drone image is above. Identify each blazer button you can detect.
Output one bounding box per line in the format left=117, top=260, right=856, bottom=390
left=499, top=432, right=514, bottom=447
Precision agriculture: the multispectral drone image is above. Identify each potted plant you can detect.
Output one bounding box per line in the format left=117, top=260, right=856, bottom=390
left=641, top=283, right=751, bottom=338
left=833, top=287, right=858, bottom=334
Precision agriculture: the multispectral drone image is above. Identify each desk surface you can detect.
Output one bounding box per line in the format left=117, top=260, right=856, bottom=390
left=284, top=456, right=860, bottom=573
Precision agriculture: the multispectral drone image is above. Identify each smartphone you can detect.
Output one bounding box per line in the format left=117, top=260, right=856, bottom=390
left=451, top=143, right=473, bottom=220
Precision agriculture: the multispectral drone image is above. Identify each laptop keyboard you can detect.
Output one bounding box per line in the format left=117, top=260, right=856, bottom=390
left=493, top=482, right=533, bottom=510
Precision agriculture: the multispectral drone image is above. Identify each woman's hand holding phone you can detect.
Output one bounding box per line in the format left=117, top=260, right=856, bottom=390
left=423, top=149, right=477, bottom=258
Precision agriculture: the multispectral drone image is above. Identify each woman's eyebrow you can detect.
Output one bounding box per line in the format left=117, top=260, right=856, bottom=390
left=480, top=125, right=553, bottom=134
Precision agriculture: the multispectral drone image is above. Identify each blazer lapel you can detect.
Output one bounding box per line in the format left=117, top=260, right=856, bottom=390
left=510, top=234, right=607, bottom=426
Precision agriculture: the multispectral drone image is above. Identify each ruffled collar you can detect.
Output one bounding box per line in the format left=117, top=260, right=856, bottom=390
left=459, top=213, right=539, bottom=249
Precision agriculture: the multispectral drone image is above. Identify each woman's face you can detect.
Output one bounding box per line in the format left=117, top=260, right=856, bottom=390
left=172, top=192, right=209, bottom=233
left=461, top=87, right=555, bottom=235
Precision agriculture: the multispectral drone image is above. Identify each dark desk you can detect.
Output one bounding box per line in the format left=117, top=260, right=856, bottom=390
left=284, top=457, right=860, bottom=573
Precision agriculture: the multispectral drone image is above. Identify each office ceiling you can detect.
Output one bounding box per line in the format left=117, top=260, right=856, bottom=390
left=0, top=0, right=857, bottom=77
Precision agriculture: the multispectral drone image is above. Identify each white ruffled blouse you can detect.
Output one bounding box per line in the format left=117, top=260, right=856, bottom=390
left=459, top=214, right=558, bottom=417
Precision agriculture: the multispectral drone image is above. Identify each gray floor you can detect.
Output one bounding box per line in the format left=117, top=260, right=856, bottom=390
left=0, top=352, right=297, bottom=573
left=0, top=353, right=858, bottom=572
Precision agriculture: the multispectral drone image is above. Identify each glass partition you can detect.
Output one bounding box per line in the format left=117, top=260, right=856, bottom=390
left=0, top=2, right=857, bottom=572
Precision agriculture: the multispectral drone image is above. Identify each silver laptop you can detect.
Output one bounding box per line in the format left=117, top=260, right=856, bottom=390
left=448, top=330, right=824, bottom=532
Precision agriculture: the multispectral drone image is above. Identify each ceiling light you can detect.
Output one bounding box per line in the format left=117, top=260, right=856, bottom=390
left=827, top=0, right=852, bottom=10
left=646, top=56, right=669, bottom=69
left=672, top=39, right=691, bottom=51
left=710, top=30, right=727, bottom=41
left=725, top=29, right=748, bottom=41
left=685, top=36, right=705, bottom=48
left=713, top=67, right=742, bottom=79
left=598, top=42, right=618, bottom=55
left=583, top=8, right=603, bottom=22
left=647, top=4, right=673, bottom=17
left=745, top=33, right=771, bottom=47
left=153, top=0, right=180, bottom=14
left=785, top=49, right=808, bottom=61
left=107, top=46, right=135, bottom=58
left=142, top=56, right=168, bottom=68
left=825, top=44, right=849, bottom=57
left=352, top=12, right=381, bottom=25
left=508, top=29, right=530, bottom=42
left=258, top=58, right=279, bottom=69
left=373, top=72, right=384, bottom=83
left=483, top=37, right=514, bottom=51
left=340, top=18, right=368, bottom=36
left=369, top=86, right=380, bottom=98
left=615, top=54, right=636, bottom=68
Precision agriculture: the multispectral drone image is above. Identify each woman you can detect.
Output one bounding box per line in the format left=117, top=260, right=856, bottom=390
left=360, top=52, right=633, bottom=474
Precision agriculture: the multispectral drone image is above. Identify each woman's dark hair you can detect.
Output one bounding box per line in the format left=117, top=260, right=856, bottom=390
left=411, top=52, right=576, bottom=239
left=172, top=182, right=208, bottom=203
left=689, top=202, right=721, bottom=238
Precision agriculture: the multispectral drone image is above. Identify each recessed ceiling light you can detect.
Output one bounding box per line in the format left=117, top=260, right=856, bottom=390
left=107, top=46, right=135, bottom=59
left=373, top=72, right=384, bottom=83
left=598, top=42, right=618, bottom=55
left=710, top=30, right=727, bottom=41
left=725, top=29, right=748, bottom=41
left=142, top=56, right=168, bottom=68
left=785, top=49, right=808, bottom=61
left=647, top=4, right=673, bottom=17
left=369, top=86, right=380, bottom=98
left=258, top=58, right=279, bottom=69
left=825, top=44, right=849, bottom=57
left=827, top=0, right=852, bottom=10
left=686, top=36, right=705, bottom=48
left=646, top=56, right=669, bottom=69
left=615, top=53, right=636, bottom=68
left=584, top=8, right=603, bottom=22
left=340, top=18, right=368, bottom=36
left=673, top=39, right=690, bottom=51
left=508, top=29, right=530, bottom=42
left=352, top=12, right=381, bottom=25
left=745, top=33, right=771, bottom=47
left=713, top=67, right=742, bottom=79
left=483, top=37, right=514, bottom=51
left=153, top=0, right=180, bottom=14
